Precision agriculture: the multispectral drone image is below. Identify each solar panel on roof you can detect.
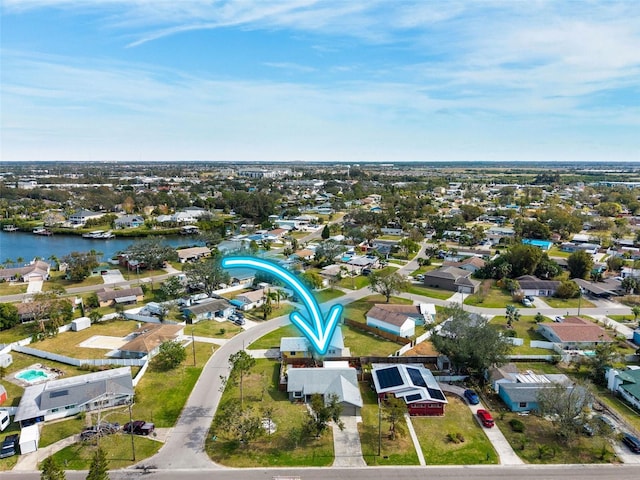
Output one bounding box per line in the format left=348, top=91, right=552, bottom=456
left=427, top=388, right=446, bottom=401
left=376, top=367, right=403, bottom=389
left=407, top=367, right=427, bottom=387
left=406, top=393, right=422, bottom=402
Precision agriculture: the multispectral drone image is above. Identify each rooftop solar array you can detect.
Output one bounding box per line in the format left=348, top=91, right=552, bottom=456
left=407, top=367, right=427, bottom=387
left=376, top=366, right=403, bottom=389
left=405, top=393, right=423, bottom=402
left=427, top=388, right=446, bottom=401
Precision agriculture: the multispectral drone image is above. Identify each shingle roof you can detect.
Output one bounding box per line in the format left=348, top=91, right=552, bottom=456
left=516, top=275, right=561, bottom=290
left=540, top=316, right=613, bottom=343
left=119, top=324, right=183, bottom=354
left=424, top=266, right=470, bottom=280
left=184, top=298, right=231, bottom=315
left=97, top=287, right=143, bottom=303
left=367, top=304, right=421, bottom=327
left=287, top=367, right=362, bottom=407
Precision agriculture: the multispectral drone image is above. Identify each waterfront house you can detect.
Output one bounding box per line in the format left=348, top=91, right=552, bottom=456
left=114, top=215, right=145, bottom=229
left=176, top=246, right=211, bottom=263
left=13, top=367, right=134, bottom=427
left=0, top=260, right=50, bottom=282
left=68, top=209, right=104, bottom=226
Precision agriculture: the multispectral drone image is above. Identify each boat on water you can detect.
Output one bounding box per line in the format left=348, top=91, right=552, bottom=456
left=32, top=227, right=53, bottom=236
left=82, top=230, right=115, bottom=239
left=2, top=225, right=18, bottom=232
left=180, top=225, right=200, bottom=235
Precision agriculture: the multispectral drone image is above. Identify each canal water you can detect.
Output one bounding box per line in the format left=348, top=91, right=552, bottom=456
left=0, top=230, right=203, bottom=264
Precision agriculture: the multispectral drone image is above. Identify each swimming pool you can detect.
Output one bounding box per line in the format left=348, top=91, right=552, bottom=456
left=15, top=368, right=53, bottom=384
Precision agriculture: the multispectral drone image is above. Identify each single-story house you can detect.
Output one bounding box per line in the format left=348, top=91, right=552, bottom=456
left=574, top=278, right=625, bottom=299
left=489, top=365, right=576, bottom=412
left=606, top=367, right=640, bottom=412
left=280, top=327, right=350, bottom=359
left=96, top=286, right=144, bottom=308
left=371, top=363, right=448, bottom=416
left=227, top=268, right=256, bottom=287
left=366, top=304, right=422, bottom=338
left=233, top=288, right=266, bottom=311
left=293, top=249, right=315, bottom=261
left=422, top=266, right=480, bottom=294
left=0, top=260, right=51, bottom=282
left=176, top=246, right=211, bottom=263
left=118, top=323, right=184, bottom=359
left=346, top=255, right=380, bottom=273
left=485, top=226, right=515, bottom=245
left=13, top=367, right=134, bottom=427
left=560, top=242, right=600, bottom=255
left=15, top=298, right=74, bottom=323
left=182, top=298, right=234, bottom=323
left=537, top=316, right=614, bottom=349
left=114, top=215, right=145, bottom=229
left=515, top=275, right=560, bottom=297
left=285, top=362, right=362, bottom=416
left=521, top=238, right=553, bottom=251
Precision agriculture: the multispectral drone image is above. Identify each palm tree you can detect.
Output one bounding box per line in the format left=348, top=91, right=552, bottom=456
left=632, top=306, right=640, bottom=323
left=506, top=304, right=521, bottom=328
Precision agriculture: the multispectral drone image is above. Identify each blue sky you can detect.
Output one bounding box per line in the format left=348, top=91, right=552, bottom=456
left=1, top=0, right=639, bottom=162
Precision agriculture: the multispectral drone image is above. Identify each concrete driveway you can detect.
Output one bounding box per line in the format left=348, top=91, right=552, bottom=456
left=332, top=416, right=366, bottom=467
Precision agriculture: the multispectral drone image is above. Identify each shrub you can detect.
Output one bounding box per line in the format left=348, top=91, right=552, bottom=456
left=447, top=432, right=464, bottom=443
left=509, top=418, right=525, bottom=432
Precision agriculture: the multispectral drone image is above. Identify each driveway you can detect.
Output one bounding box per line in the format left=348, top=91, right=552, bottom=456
left=102, top=269, right=126, bottom=284
left=332, top=415, right=366, bottom=467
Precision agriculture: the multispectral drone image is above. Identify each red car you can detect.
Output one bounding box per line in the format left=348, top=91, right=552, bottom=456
left=476, top=409, right=495, bottom=428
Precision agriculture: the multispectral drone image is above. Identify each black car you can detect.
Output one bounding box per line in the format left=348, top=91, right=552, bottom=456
left=123, top=420, right=155, bottom=436
left=0, top=434, right=19, bottom=459
left=622, top=433, right=640, bottom=453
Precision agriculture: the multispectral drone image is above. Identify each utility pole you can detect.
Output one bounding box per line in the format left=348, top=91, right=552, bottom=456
left=192, top=325, right=196, bottom=366
left=128, top=400, right=135, bottom=461
left=378, top=397, right=382, bottom=457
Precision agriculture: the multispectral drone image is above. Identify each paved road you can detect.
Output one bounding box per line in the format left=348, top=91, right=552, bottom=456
left=4, top=464, right=640, bottom=480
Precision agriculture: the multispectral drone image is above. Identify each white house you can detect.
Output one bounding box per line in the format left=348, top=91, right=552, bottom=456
left=366, top=304, right=421, bottom=338
left=606, top=367, right=640, bottom=412
left=68, top=209, right=104, bottom=226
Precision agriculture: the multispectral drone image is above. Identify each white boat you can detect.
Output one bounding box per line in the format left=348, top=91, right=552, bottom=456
left=2, top=225, right=18, bottom=232
left=33, top=227, right=53, bottom=236
left=83, top=230, right=104, bottom=238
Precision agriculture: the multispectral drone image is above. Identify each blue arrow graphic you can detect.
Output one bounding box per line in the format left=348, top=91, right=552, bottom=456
left=221, top=256, right=342, bottom=355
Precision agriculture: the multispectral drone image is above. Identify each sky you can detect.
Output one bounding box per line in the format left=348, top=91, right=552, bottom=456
left=1, top=0, right=639, bottom=163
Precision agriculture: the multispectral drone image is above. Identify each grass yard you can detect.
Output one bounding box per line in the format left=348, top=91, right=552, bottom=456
left=206, top=359, right=334, bottom=467
left=343, top=295, right=412, bottom=323
left=191, top=319, right=244, bottom=339
left=465, top=285, right=514, bottom=308
left=46, top=272, right=105, bottom=289
left=48, top=434, right=161, bottom=470
left=410, top=265, right=438, bottom=276
left=248, top=303, right=295, bottom=321
left=0, top=322, right=37, bottom=344
left=248, top=322, right=399, bottom=356
left=30, top=319, right=140, bottom=359
left=595, top=388, right=640, bottom=434
left=543, top=297, right=596, bottom=309
left=359, top=384, right=419, bottom=466
left=490, top=316, right=554, bottom=355
left=336, top=275, right=370, bottom=290
left=0, top=282, right=27, bottom=295
left=608, top=314, right=637, bottom=324
left=40, top=416, right=86, bottom=447
left=314, top=288, right=345, bottom=303
left=406, top=284, right=453, bottom=300
left=411, top=397, right=498, bottom=465
left=496, top=411, right=617, bottom=464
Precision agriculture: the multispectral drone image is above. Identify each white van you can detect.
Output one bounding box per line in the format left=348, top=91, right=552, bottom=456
left=0, top=410, right=10, bottom=432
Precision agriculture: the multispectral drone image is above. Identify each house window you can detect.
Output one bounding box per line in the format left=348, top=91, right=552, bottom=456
left=290, top=352, right=296, bottom=356
left=293, top=391, right=303, bottom=398
left=519, top=402, right=527, bottom=408
left=51, top=408, right=60, bottom=413
left=65, top=405, right=76, bottom=410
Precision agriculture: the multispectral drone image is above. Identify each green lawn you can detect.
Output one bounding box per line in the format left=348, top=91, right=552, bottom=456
left=343, top=295, right=412, bottom=324
left=406, top=284, right=453, bottom=300
left=40, top=416, right=86, bottom=447
left=336, top=275, right=370, bottom=290
left=411, top=397, right=498, bottom=465
left=190, top=320, right=244, bottom=339
left=48, top=434, right=162, bottom=470
left=549, top=246, right=571, bottom=258
left=248, top=322, right=399, bottom=356
left=206, top=359, right=334, bottom=467
left=0, top=282, right=27, bottom=295
left=248, top=303, right=295, bottom=321
left=29, top=319, right=139, bottom=359
left=496, top=410, right=617, bottom=464
left=359, top=384, right=419, bottom=465
left=0, top=322, right=37, bottom=344
left=410, top=265, right=438, bottom=276
left=314, top=288, right=345, bottom=303
left=543, top=297, right=596, bottom=309
left=465, top=286, right=514, bottom=308
left=490, top=316, right=554, bottom=355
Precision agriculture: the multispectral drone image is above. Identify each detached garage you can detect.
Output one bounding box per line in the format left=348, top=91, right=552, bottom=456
left=19, top=424, right=40, bottom=454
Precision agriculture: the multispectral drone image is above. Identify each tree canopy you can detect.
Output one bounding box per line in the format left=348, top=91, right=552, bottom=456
left=183, top=254, right=230, bottom=297
left=368, top=271, right=408, bottom=302
left=567, top=250, right=594, bottom=279
left=123, top=237, right=178, bottom=270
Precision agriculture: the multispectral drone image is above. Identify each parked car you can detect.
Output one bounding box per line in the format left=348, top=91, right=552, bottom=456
left=476, top=409, right=495, bottom=428
left=362, top=268, right=372, bottom=276
left=594, top=414, right=616, bottom=432
left=123, top=420, right=155, bottom=436
left=233, top=316, right=246, bottom=326
left=463, top=389, right=480, bottom=405
left=554, top=316, right=564, bottom=322
left=0, top=434, right=19, bottom=459
left=415, top=274, right=425, bottom=281
left=522, top=298, right=533, bottom=307
left=622, top=433, right=640, bottom=453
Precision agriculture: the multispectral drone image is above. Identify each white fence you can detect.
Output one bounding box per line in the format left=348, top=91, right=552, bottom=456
left=505, top=337, right=524, bottom=346
left=530, top=340, right=555, bottom=350
left=12, top=345, right=147, bottom=367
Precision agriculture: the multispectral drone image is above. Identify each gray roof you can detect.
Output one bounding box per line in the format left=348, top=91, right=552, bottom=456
left=280, top=337, right=311, bottom=352
left=97, top=287, right=143, bottom=303
left=516, top=275, right=561, bottom=290
left=287, top=367, right=362, bottom=407
left=424, top=266, right=470, bottom=281
left=14, top=367, right=133, bottom=422
left=184, top=298, right=231, bottom=315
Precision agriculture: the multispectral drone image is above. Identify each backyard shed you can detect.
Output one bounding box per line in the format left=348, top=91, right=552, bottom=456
left=71, top=317, right=91, bottom=332
left=0, top=353, right=12, bottom=368
left=19, top=424, right=40, bottom=454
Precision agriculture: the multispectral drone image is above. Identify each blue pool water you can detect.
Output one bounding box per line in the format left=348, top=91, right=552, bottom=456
left=16, top=369, right=51, bottom=383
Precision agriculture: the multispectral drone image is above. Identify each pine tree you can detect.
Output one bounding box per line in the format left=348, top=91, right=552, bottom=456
left=321, top=224, right=330, bottom=239
left=86, top=448, right=109, bottom=480
left=40, top=456, right=66, bottom=480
